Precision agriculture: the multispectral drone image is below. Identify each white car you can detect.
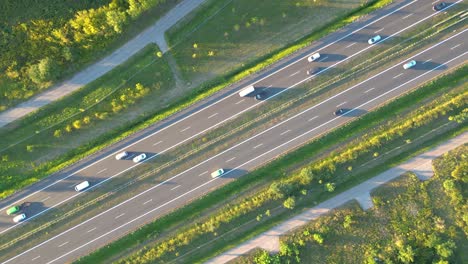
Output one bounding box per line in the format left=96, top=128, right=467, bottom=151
left=115, top=151, right=129, bottom=160
left=13, top=213, right=26, bottom=223
left=368, top=35, right=381, bottom=44
left=211, top=168, right=225, bottom=178
left=133, top=153, right=147, bottom=163
left=403, top=60, right=416, bottom=69
left=307, top=52, right=321, bottom=62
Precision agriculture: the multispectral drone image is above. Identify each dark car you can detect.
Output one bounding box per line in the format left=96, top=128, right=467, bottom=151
left=333, top=108, right=345, bottom=116
left=433, top=2, right=447, bottom=11
left=255, top=91, right=267, bottom=101
left=307, top=67, right=320, bottom=76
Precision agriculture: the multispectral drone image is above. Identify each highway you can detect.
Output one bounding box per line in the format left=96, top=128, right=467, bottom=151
left=1, top=0, right=466, bottom=263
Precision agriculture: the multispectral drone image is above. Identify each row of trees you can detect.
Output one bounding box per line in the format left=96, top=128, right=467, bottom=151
left=0, top=0, right=166, bottom=109
left=116, top=83, right=467, bottom=262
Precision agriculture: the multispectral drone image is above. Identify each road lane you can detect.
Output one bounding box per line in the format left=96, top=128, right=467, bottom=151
left=2, top=25, right=466, bottom=264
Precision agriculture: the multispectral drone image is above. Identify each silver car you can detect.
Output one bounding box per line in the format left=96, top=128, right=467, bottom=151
left=133, top=153, right=147, bottom=163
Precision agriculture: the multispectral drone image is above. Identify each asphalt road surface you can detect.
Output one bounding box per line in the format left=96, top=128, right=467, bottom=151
left=1, top=1, right=466, bottom=263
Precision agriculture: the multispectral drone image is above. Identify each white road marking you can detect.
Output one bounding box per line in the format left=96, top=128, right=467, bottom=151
left=179, top=126, right=191, bottom=133
left=170, top=185, right=181, bottom=191
left=309, top=116, right=319, bottom=121
left=345, top=42, right=356, bottom=48
left=450, top=44, right=461, bottom=50
left=235, top=99, right=245, bottom=104
left=289, top=71, right=300, bottom=77
left=402, top=13, right=413, bottom=19
left=267, top=84, right=273, bottom=88
left=27, top=50, right=468, bottom=264
left=57, top=242, right=69, bottom=248
left=207, top=113, right=218, bottom=119
left=97, top=168, right=107, bottom=175
left=143, top=199, right=152, bottom=205
left=318, top=56, right=328, bottom=62
left=226, top=157, right=236, bottom=163
left=253, top=143, right=263, bottom=149
left=336, top=102, right=346, bottom=107
left=374, top=28, right=384, bottom=33
left=3, top=7, right=465, bottom=262
left=280, top=130, right=291, bottom=136
left=31, top=256, right=40, bottom=261
left=422, top=59, right=432, bottom=64
left=0, top=0, right=426, bottom=224
left=364, top=88, right=375, bottom=93
left=40, top=196, right=50, bottom=202
left=199, top=171, right=208, bottom=176
left=153, top=141, right=163, bottom=146
left=86, top=227, right=96, bottom=233
left=393, top=73, right=404, bottom=79
left=0, top=0, right=422, bottom=216
left=115, top=213, right=125, bottom=219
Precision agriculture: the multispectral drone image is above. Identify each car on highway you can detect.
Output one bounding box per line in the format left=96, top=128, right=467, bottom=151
left=13, top=213, right=26, bottom=223
left=307, top=67, right=320, bottom=76
left=75, top=181, right=90, bottom=192
left=6, top=205, right=20, bottom=215
left=133, top=153, right=147, bottom=163
left=403, top=60, right=416, bottom=69
left=255, top=90, right=267, bottom=101
left=239, top=85, right=256, bottom=97
left=333, top=108, right=346, bottom=116
left=115, top=151, right=129, bottom=160
left=368, top=35, right=382, bottom=45
left=211, top=168, right=225, bottom=178
left=307, top=52, right=321, bottom=62
left=433, top=2, right=447, bottom=11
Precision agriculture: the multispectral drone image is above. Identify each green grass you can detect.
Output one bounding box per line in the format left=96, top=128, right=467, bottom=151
left=0, top=0, right=393, bottom=199
left=75, top=61, right=467, bottom=263
left=235, top=145, right=468, bottom=263
left=167, top=0, right=368, bottom=81
left=0, top=0, right=181, bottom=111
left=0, top=44, right=174, bottom=198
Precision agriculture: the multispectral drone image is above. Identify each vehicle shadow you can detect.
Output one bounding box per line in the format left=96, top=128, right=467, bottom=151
left=318, top=53, right=347, bottom=62
left=244, top=87, right=287, bottom=102
left=218, top=168, right=248, bottom=179
left=21, top=201, right=47, bottom=218
left=412, top=61, right=447, bottom=71
left=339, top=108, right=367, bottom=117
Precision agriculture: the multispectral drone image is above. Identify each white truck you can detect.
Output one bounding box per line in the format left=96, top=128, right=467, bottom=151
left=238, top=85, right=256, bottom=97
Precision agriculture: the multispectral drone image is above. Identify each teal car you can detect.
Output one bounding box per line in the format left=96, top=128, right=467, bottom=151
left=6, top=206, right=20, bottom=215
left=211, top=168, right=225, bottom=178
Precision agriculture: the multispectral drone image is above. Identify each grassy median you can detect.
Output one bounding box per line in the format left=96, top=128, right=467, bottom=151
left=74, top=62, right=467, bottom=263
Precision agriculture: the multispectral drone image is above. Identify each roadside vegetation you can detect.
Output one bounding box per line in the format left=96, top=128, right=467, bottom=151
left=1, top=5, right=464, bottom=259
left=0, top=0, right=394, bottom=198
left=74, top=63, right=467, bottom=263
left=240, top=144, right=467, bottom=264
left=0, top=0, right=181, bottom=111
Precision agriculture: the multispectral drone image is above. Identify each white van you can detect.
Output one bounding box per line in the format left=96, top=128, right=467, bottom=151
left=115, top=151, right=128, bottom=160
left=238, top=85, right=255, bottom=97
left=75, top=181, right=90, bottom=192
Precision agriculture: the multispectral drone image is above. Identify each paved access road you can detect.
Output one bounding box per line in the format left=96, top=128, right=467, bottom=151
left=1, top=1, right=466, bottom=263
left=0, top=0, right=207, bottom=128
left=207, top=132, right=468, bottom=264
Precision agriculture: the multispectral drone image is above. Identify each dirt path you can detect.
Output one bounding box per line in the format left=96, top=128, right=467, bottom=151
left=0, top=0, right=207, bottom=128
left=206, top=132, right=468, bottom=264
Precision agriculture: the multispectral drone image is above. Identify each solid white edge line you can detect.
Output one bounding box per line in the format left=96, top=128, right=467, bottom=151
left=1, top=4, right=464, bottom=236
left=8, top=31, right=467, bottom=264
left=46, top=52, right=467, bottom=264
left=0, top=0, right=421, bottom=213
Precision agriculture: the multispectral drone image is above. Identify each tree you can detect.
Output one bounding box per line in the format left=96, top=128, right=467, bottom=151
left=398, top=245, right=415, bottom=263
left=283, top=197, right=295, bottom=209
left=27, top=57, right=59, bottom=84
left=106, top=10, right=127, bottom=33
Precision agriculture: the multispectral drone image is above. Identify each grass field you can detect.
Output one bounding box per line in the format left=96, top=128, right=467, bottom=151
left=0, top=44, right=174, bottom=198
left=0, top=0, right=395, bottom=199
left=167, top=0, right=367, bottom=81
left=235, top=144, right=467, bottom=263
left=73, top=59, right=467, bottom=263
